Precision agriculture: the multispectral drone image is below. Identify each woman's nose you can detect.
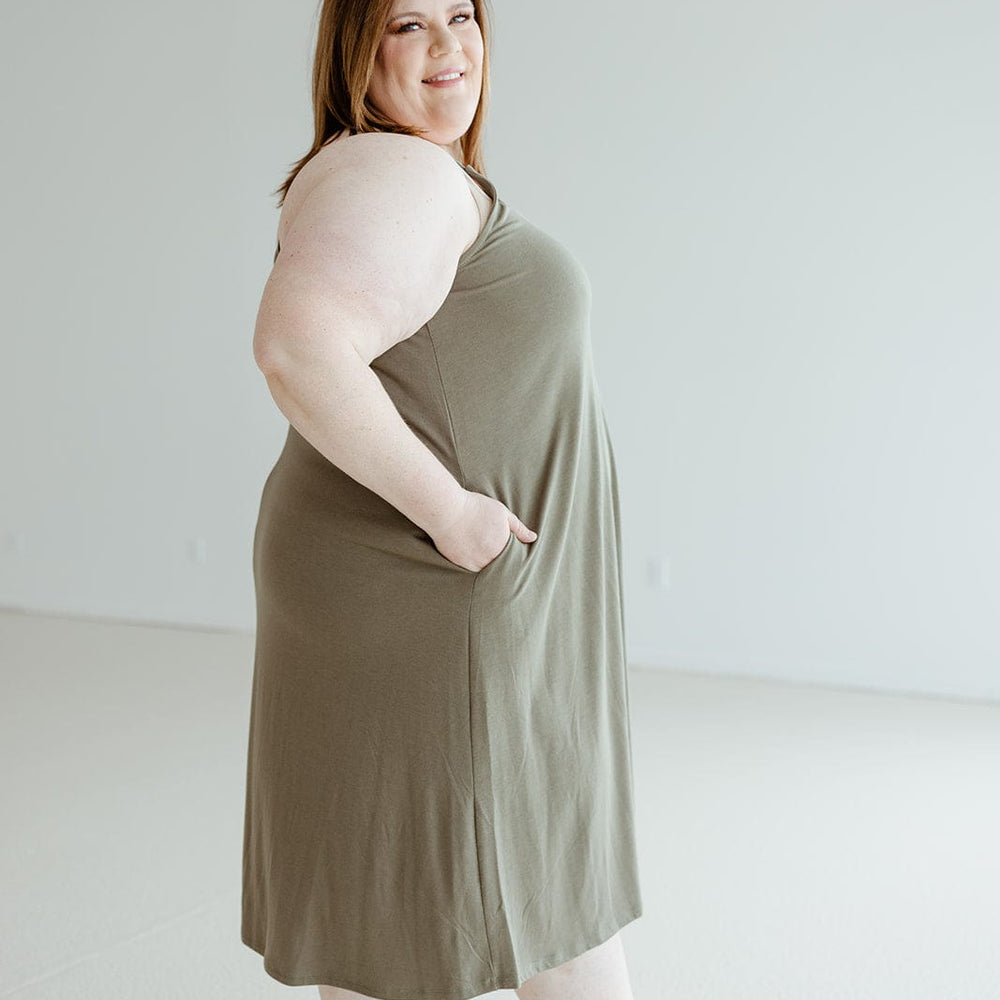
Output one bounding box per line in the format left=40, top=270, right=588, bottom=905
left=429, top=26, right=463, bottom=56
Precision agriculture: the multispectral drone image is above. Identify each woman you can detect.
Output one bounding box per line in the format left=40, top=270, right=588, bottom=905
left=241, top=1, right=643, bottom=998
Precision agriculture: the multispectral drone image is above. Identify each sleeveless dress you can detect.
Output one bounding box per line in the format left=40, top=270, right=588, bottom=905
left=242, top=163, right=643, bottom=999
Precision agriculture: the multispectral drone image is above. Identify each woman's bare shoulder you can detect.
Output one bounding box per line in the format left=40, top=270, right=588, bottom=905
left=280, top=131, right=472, bottom=244
left=300, top=130, right=445, bottom=184
left=261, top=133, right=483, bottom=365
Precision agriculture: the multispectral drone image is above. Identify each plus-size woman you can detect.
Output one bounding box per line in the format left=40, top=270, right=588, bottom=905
left=242, top=2, right=643, bottom=997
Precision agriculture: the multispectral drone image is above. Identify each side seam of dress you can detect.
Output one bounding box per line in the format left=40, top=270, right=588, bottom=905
left=425, top=314, right=519, bottom=987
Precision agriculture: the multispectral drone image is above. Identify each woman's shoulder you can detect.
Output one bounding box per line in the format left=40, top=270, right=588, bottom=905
left=298, top=130, right=463, bottom=198
left=279, top=130, right=473, bottom=249
left=262, top=131, right=485, bottom=365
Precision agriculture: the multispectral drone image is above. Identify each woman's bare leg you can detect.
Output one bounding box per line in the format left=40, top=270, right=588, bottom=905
left=316, top=930, right=635, bottom=1000
left=317, top=986, right=377, bottom=1000
left=515, top=930, right=635, bottom=1000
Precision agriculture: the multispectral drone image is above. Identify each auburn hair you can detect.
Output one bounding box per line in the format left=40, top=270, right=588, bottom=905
left=272, top=0, right=493, bottom=207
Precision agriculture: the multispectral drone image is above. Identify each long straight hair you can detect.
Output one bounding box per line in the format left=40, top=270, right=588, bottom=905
left=273, top=0, right=493, bottom=207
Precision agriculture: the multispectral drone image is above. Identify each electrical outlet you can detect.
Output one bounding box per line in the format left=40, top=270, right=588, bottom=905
left=190, top=537, right=209, bottom=566
left=646, top=555, right=670, bottom=591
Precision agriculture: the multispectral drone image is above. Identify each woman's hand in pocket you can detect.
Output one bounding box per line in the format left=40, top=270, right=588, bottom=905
left=429, top=489, right=538, bottom=572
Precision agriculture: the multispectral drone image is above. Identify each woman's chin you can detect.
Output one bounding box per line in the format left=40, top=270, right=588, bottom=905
left=415, top=113, right=476, bottom=144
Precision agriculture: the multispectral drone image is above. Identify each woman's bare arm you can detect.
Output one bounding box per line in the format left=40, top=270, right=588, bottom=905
left=252, top=133, right=481, bottom=538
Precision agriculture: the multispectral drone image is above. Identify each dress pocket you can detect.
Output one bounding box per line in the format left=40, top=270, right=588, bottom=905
left=475, top=529, right=516, bottom=576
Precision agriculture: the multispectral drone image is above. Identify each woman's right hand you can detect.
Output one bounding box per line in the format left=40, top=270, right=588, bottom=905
left=428, top=489, right=538, bottom=572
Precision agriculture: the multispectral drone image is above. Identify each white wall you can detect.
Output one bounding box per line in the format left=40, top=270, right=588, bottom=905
left=2, top=0, right=997, bottom=701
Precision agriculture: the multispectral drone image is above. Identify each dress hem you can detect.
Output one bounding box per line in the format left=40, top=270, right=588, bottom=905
left=242, top=903, right=642, bottom=999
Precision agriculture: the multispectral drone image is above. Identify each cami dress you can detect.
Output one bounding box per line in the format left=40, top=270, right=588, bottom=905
left=241, top=162, right=643, bottom=999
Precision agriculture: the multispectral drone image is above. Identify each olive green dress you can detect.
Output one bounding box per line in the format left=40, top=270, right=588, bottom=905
left=241, top=164, right=643, bottom=999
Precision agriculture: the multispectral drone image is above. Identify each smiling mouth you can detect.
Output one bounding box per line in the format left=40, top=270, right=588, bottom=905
left=423, top=71, right=465, bottom=83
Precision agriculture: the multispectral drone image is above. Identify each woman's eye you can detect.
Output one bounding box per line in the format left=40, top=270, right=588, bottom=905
left=394, top=12, right=473, bottom=34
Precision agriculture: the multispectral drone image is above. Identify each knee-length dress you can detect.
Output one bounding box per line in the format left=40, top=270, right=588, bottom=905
left=241, top=163, right=643, bottom=999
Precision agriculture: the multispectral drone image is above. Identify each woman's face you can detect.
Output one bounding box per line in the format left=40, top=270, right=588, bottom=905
left=368, top=0, right=484, bottom=158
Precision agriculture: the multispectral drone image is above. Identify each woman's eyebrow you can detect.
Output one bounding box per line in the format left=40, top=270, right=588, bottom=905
left=389, top=3, right=472, bottom=20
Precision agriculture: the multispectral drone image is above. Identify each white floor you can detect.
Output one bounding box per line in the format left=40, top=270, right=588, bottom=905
left=1, top=608, right=998, bottom=1000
